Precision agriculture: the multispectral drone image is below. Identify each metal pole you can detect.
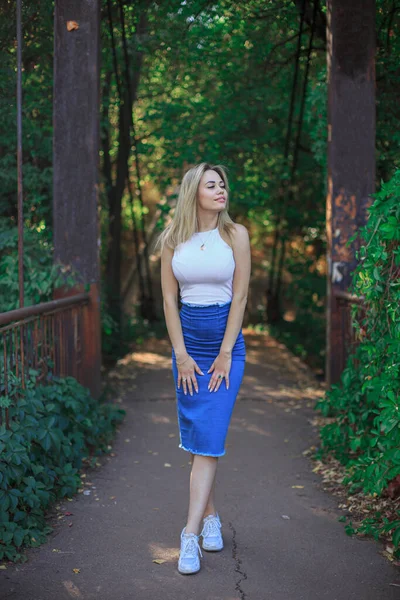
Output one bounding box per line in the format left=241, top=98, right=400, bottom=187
left=326, top=0, right=375, bottom=385
left=53, top=0, right=102, bottom=398
left=16, top=0, right=24, bottom=308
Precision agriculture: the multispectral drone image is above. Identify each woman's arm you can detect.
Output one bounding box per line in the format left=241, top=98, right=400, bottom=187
left=208, top=223, right=251, bottom=391
left=161, top=244, right=204, bottom=395
left=220, top=223, right=251, bottom=353
left=160, top=245, right=187, bottom=361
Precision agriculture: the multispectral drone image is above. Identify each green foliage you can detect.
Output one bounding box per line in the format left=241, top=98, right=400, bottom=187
left=2, top=0, right=397, bottom=370
left=305, top=68, right=328, bottom=172
left=0, top=3, right=53, bottom=225
left=101, top=299, right=167, bottom=364
left=0, top=370, right=125, bottom=563
left=270, top=257, right=326, bottom=372
left=315, top=171, right=400, bottom=553
left=0, top=218, right=82, bottom=311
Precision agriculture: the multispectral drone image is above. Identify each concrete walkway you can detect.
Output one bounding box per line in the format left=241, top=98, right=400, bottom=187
left=1, top=331, right=400, bottom=600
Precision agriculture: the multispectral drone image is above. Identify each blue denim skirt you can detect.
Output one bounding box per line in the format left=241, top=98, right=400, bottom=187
left=171, top=301, right=246, bottom=457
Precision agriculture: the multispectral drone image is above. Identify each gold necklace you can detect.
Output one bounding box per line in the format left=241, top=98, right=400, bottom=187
left=197, top=227, right=216, bottom=251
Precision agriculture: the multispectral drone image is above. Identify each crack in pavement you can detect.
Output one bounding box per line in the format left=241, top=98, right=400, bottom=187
left=228, top=521, right=248, bottom=600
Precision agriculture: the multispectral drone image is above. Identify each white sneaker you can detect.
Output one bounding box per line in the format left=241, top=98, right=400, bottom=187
left=201, top=513, right=224, bottom=551
left=178, top=527, right=203, bottom=575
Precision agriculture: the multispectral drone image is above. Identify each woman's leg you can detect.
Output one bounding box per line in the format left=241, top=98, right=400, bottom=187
left=189, top=453, right=218, bottom=519
left=185, top=455, right=218, bottom=535
left=202, top=469, right=217, bottom=518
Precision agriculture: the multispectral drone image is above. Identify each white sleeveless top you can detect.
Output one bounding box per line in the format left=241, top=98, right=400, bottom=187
left=172, top=227, right=235, bottom=305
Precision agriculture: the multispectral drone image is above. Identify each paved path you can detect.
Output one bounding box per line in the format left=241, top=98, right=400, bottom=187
left=1, top=331, right=400, bottom=600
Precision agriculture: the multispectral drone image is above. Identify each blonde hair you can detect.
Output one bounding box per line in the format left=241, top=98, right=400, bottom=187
left=156, top=162, right=236, bottom=252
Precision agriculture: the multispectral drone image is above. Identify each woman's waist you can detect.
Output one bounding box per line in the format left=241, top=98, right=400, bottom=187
left=179, top=299, right=232, bottom=316
left=179, top=283, right=232, bottom=308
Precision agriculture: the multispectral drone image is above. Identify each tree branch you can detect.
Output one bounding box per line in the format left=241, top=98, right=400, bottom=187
left=293, top=0, right=326, bottom=44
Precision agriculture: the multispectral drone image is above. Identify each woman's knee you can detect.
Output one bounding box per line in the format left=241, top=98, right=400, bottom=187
left=193, top=454, right=218, bottom=467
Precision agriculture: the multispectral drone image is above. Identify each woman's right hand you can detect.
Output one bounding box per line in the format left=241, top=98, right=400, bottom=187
left=177, top=354, right=204, bottom=396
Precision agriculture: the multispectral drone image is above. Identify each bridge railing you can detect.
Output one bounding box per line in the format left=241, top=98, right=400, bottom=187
left=0, top=293, right=91, bottom=430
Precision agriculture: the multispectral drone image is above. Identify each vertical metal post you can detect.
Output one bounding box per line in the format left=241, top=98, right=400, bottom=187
left=53, top=0, right=102, bottom=398
left=326, top=0, right=376, bottom=385
left=16, top=0, right=24, bottom=308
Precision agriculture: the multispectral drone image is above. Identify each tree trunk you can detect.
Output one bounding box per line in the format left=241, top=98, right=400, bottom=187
left=103, top=7, right=148, bottom=326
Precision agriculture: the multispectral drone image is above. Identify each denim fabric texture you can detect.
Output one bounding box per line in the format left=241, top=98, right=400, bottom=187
left=172, top=301, right=246, bottom=457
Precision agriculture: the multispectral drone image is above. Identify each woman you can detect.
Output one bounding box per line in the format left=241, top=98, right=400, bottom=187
left=158, top=162, right=251, bottom=575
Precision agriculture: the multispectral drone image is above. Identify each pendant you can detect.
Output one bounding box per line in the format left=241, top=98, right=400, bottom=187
left=200, top=244, right=205, bottom=250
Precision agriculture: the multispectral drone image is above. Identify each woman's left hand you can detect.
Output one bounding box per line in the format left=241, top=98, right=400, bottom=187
left=207, top=351, right=232, bottom=392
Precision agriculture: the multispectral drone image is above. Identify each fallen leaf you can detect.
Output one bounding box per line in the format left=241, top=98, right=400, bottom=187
left=168, top=433, right=176, bottom=438
left=65, top=512, right=73, bottom=516
left=384, top=552, right=395, bottom=562
left=152, top=452, right=159, bottom=456
left=292, top=485, right=304, bottom=489
left=109, top=496, right=116, bottom=500
left=72, top=568, right=80, bottom=574
left=153, top=559, right=166, bottom=565
left=68, top=522, right=73, bottom=527
left=0, top=565, right=7, bottom=570
left=164, top=463, right=171, bottom=468
left=281, top=515, right=291, bottom=520
left=52, top=548, right=60, bottom=552
left=134, top=460, right=140, bottom=464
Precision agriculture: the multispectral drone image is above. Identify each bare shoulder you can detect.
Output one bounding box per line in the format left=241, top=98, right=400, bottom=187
left=230, top=223, right=250, bottom=249
left=161, top=243, right=174, bottom=262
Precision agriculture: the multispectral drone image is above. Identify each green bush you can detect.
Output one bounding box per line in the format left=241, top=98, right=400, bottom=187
left=0, top=219, right=55, bottom=311
left=0, top=371, right=125, bottom=563
left=315, top=170, right=400, bottom=553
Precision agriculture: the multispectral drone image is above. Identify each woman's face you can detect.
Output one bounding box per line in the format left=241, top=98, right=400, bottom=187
left=197, top=169, right=227, bottom=213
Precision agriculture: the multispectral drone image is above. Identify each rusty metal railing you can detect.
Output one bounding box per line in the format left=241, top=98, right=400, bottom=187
left=333, top=289, right=366, bottom=376
left=0, top=293, right=90, bottom=429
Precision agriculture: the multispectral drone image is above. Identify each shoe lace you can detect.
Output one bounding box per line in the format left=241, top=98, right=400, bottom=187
left=201, top=515, right=221, bottom=538
left=181, top=534, right=203, bottom=559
